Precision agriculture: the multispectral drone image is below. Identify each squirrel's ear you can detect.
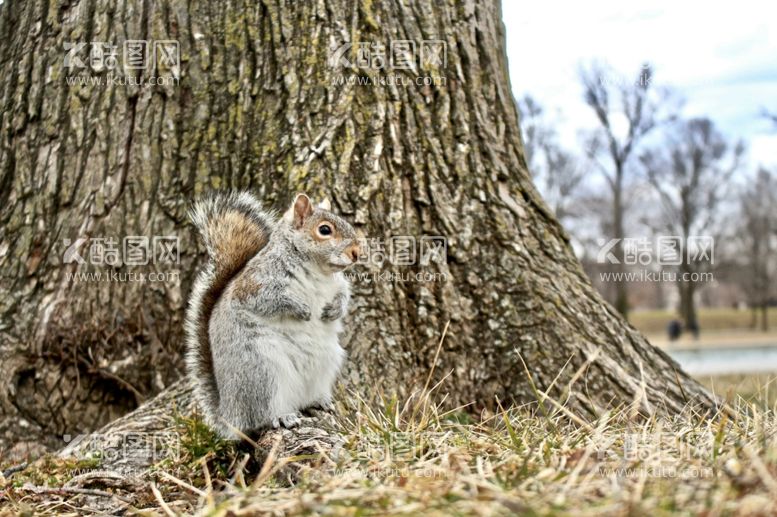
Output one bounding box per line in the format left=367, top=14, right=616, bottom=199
left=318, top=198, right=332, bottom=211
left=283, top=193, right=313, bottom=228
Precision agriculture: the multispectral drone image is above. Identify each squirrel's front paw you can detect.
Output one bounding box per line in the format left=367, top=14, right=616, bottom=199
left=272, top=413, right=302, bottom=429
left=284, top=299, right=311, bottom=321
left=297, top=305, right=312, bottom=321
left=321, top=293, right=346, bottom=321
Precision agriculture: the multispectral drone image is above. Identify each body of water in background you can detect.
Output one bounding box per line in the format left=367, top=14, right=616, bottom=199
left=667, top=346, right=777, bottom=375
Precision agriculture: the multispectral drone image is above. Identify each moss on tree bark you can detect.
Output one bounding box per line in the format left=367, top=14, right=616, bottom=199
left=0, top=0, right=719, bottom=454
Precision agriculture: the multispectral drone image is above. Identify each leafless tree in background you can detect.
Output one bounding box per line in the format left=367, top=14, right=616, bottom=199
left=579, top=62, right=677, bottom=319
left=640, top=118, right=744, bottom=332
left=540, top=145, right=587, bottom=221
left=518, top=95, right=586, bottom=221
left=761, top=109, right=777, bottom=127
left=737, top=168, right=776, bottom=331
left=517, top=95, right=549, bottom=173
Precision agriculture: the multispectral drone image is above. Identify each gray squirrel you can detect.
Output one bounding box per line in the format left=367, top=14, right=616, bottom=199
left=184, top=191, right=360, bottom=439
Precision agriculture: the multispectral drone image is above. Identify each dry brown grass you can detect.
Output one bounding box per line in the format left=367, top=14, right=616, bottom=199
left=3, top=376, right=777, bottom=516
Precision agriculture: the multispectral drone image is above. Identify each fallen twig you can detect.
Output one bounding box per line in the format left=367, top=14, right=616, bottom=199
left=2, top=462, right=28, bottom=478
left=20, top=483, right=133, bottom=504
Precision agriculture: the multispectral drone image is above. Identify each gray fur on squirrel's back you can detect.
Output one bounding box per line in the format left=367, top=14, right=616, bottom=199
left=184, top=191, right=275, bottom=434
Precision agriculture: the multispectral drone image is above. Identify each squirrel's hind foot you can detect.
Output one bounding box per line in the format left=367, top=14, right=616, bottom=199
left=272, top=412, right=302, bottom=429
left=308, top=399, right=335, bottom=412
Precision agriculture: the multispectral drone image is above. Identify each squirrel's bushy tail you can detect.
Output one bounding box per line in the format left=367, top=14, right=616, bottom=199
left=184, top=191, right=274, bottom=419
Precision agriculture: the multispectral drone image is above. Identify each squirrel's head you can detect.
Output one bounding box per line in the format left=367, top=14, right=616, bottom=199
left=282, top=193, right=361, bottom=272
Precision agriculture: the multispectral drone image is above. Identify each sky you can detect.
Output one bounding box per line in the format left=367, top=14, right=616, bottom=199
left=501, top=0, right=777, bottom=171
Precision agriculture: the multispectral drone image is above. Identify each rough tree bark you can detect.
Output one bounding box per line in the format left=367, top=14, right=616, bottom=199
left=0, top=0, right=719, bottom=455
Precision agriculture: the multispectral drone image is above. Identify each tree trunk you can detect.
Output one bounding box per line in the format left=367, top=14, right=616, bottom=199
left=611, top=167, right=629, bottom=318
left=679, top=278, right=698, bottom=335
left=0, top=0, right=718, bottom=454
left=761, top=304, right=769, bottom=332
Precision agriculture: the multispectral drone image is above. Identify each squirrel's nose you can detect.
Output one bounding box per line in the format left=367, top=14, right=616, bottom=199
left=345, top=243, right=360, bottom=263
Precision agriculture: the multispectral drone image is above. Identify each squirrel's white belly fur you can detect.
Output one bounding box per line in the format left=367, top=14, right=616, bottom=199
left=268, top=271, right=347, bottom=415
left=208, top=268, right=347, bottom=437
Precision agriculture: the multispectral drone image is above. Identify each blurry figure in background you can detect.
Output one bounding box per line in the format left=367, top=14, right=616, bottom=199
left=667, top=319, right=682, bottom=342
left=687, top=319, right=700, bottom=340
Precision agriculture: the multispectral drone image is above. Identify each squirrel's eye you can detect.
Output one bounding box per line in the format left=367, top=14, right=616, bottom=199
left=318, top=224, right=333, bottom=236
